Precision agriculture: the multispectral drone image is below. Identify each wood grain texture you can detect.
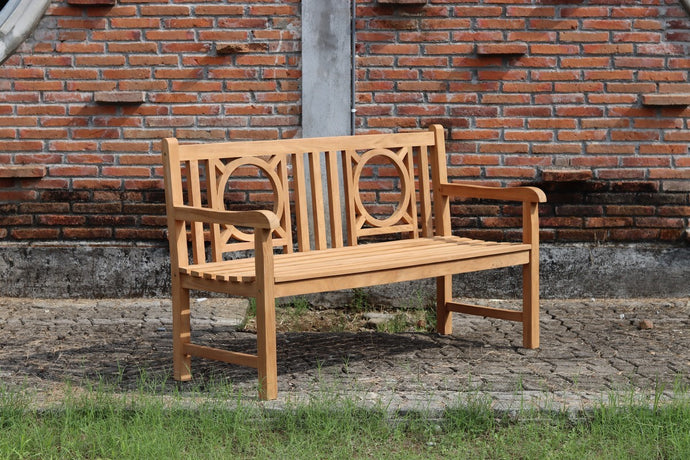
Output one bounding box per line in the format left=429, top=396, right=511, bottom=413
left=161, top=125, right=546, bottom=400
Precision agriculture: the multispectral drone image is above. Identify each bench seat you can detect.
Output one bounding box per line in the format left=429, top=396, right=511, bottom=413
left=181, top=236, right=529, bottom=285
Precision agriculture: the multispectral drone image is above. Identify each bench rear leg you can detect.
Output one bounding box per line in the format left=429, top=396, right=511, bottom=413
left=172, top=280, right=192, bottom=381
left=522, top=258, right=540, bottom=349
left=436, top=275, right=453, bottom=335
left=255, top=290, right=278, bottom=400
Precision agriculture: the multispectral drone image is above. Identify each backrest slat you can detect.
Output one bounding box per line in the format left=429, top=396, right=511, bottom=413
left=417, top=144, right=433, bottom=237
left=277, top=155, right=293, bottom=254
left=325, top=150, right=344, bottom=248
left=186, top=159, right=205, bottom=264
left=403, top=145, right=419, bottom=239
left=292, top=153, right=311, bottom=252
left=205, top=158, right=224, bottom=262
left=342, top=149, right=358, bottom=246
left=308, top=152, right=328, bottom=250
left=429, top=125, right=451, bottom=237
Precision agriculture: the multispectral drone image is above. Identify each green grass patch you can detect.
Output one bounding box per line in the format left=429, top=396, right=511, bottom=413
left=1, top=382, right=689, bottom=459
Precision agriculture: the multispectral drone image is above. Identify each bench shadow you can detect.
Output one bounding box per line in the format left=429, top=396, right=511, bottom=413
left=4, top=329, right=489, bottom=394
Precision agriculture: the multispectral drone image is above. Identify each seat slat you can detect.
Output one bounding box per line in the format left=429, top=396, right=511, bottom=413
left=180, top=237, right=530, bottom=285
left=273, top=242, right=529, bottom=283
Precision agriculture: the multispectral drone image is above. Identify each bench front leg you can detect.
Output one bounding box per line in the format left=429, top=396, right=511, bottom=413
left=522, top=201, right=540, bottom=349
left=172, top=275, right=192, bottom=381
left=436, top=275, right=453, bottom=335
left=254, top=227, right=278, bottom=400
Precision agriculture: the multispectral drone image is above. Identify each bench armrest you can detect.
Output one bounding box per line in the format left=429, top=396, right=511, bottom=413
left=172, top=205, right=280, bottom=230
left=439, top=183, right=546, bottom=203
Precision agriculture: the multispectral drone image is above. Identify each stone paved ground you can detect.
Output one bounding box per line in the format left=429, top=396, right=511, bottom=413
left=1, top=296, right=688, bottom=412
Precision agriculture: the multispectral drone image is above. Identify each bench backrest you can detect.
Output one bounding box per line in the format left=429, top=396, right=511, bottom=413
left=162, top=125, right=449, bottom=265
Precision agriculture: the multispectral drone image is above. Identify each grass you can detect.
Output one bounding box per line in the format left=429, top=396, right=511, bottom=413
left=241, top=289, right=438, bottom=334
left=1, top=380, right=689, bottom=459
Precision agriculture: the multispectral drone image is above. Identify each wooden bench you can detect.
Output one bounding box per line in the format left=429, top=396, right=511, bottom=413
left=161, top=125, right=546, bottom=400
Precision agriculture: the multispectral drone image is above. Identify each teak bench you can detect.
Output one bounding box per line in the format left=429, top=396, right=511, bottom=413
left=161, top=125, right=546, bottom=400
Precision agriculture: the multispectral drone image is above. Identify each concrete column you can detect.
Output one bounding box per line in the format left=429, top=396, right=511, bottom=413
left=301, top=0, right=352, bottom=137
left=0, top=0, right=51, bottom=64
left=301, top=0, right=353, bottom=245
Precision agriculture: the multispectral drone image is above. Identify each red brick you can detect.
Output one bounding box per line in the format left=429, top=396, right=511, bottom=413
left=581, top=119, right=629, bottom=129
left=11, top=228, right=60, bottom=239
left=532, top=144, right=582, bottom=154
left=528, top=119, right=576, bottom=129
left=0, top=141, right=43, bottom=151
left=609, top=229, right=660, bottom=241
left=480, top=143, right=530, bottom=154
left=476, top=42, right=528, bottom=56
left=453, top=6, right=503, bottom=17
left=597, top=169, right=646, bottom=180
left=560, top=31, right=609, bottom=42
left=450, top=129, right=499, bottom=140
left=484, top=167, right=536, bottom=178
left=504, top=131, right=553, bottom=142
left=561, top=57, right=611, bottom=68
left=421, top=18, right=471, bottom=29
left=558, top=131, right=607, bottom=141
left=542, top=170, right=593, bottom=182
left=586, top=144, right=636, bottom=155
left=421, top=44, right=472, bottom=55
left=504, top=107, right=551, bottom=117
left=583, top=44, right=634, bottom=54
left=584, top=70, right=634, bottom=80
left=610, top=131, right=660, bottom=141
left=481, top=94, right=530, bottom=104
left=640, top=144, right=688, bottom=155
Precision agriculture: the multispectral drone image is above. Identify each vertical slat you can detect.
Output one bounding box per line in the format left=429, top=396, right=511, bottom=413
left=292, top=152, right=311, bottom=251
left=403, top=146, right=419, bottom=239
left=429, top=124, right=451, bottom=237
left=522, top=201, right=540, bottom=349
left=187, top=159, right=205, bottom=264
left=342, top=149, right=358, bottom=246
left=417, top=144, right=433, bottom=238
left=325, top=150, right=344, bottom=248
left=309, top=151, right=328, bottom=250
left=277, top=156, right=293, bottom=253
left=254, top=227, right=278, bottom=400
left=428, top=126, right=454, bottom=335
left=205, top=158, right=223, bottom=262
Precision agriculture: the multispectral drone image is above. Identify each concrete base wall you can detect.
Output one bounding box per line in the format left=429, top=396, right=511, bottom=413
left=1, top=242, right=688, bottom=299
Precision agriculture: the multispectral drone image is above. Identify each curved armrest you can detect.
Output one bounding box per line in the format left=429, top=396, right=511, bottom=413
left=439, top=183, right=546, bottom=203
left=172, top=205, right=280, bottom=230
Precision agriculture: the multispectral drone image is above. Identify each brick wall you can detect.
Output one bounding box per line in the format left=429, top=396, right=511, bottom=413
left=0, top=0, right=689, bottom=244
left=0, top=0, right=301, bottom=241
left=356, top=1, right=690, bottom=243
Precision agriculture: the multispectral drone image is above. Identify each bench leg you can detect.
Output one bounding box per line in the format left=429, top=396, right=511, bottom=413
left=522, top=257, right=540, bottom=349
left=255, top=289, right=278, bottom=400
left=172, top=279, right=192, bottom=381
left=436, top=275, right=453, bottom=335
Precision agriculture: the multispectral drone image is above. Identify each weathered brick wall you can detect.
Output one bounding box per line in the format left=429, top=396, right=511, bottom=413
left=0, top=0, right=301, bottom=240
left=356, top=1, right=690, bottom=243
left=0, top=0, right=689, bottom=244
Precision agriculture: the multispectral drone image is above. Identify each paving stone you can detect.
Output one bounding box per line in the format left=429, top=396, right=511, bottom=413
left=0, top=297, right=689, bottom=411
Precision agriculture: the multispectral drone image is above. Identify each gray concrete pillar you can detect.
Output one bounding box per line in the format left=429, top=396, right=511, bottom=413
left=301, top=0, right=353, bottom=245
